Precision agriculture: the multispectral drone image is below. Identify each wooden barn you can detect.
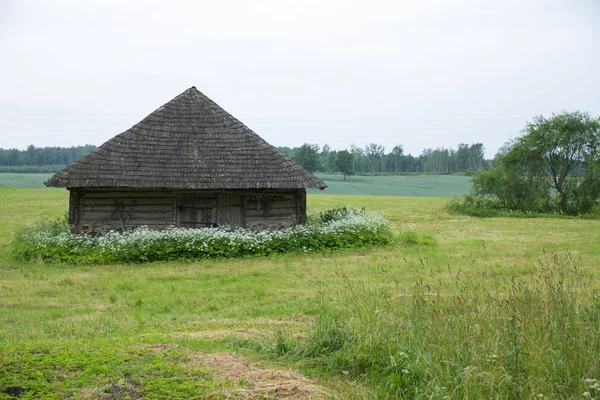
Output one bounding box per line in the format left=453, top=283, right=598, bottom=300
left=45, top=87, right=326, bottom=233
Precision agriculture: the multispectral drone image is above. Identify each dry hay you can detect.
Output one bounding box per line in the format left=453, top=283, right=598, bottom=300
left=173, top=329, right=261, bottom=340
left=274, top=315, right=314, bottom=324
left=171, top=315, right=313, bottom=341
left=194, top=352, right=331, bottom=399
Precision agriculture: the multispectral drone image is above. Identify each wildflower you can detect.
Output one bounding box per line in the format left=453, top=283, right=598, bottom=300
left=18, top=206, right=392, bottom=262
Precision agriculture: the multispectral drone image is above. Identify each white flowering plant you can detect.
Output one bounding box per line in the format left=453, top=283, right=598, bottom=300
left=10, top=206, right=393, bottom=263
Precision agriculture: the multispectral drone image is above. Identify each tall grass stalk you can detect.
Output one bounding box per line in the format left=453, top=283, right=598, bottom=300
left=293, top=253, right=600, bottom=398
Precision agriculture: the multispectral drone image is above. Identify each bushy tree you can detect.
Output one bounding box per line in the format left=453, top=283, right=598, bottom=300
left=364, top=143, right=385, bottom=172
left=293, top=143, right=320, bottom=173
left=471, top=156, right=546, bottom=211
left=469, top=111, right=600, bottom=215
left=391, top=145, right=403, bottom=173
left=336, top=150, right=354, bottom=181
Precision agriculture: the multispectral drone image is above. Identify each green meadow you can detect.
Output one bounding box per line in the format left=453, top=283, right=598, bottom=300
left=1, top=187, right=599, bottom=398
left=309, top=173, right=472, bottom=197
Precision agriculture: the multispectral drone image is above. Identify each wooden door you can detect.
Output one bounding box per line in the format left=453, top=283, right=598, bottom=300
left=178, top=195, right=217, bottom=228
left=217, top=193, right=243, bottom=228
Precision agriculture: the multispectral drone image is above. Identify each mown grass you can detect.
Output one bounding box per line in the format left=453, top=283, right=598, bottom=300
left=1, top=188, right=599, bottom=398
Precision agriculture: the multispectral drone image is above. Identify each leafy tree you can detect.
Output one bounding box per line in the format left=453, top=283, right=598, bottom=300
left=364, top=143, right=385, bottom=172
left=471, top=156, right=545, bottom=211
left=469, top=143, right=485, bottom=171
left=401, top=154, right=418, bottom=172
left=326, top=150, right=338, bottom=173
left=391, top=145, right=403, bottom=173
left=573, top=146, right=600, bottom=212
left=468, top=111, right=600, bottom=215
left=456, top=143, right=485, bottom=172
left=456, top=143, right=470, bottom=172
left=277, top=146, right=295, bottom=157
left=506, top=111, right=600, bottom=213
left=293, top=143, right=320, bottom=173
left=349, top=143, right=364, bottom=172
left=320, top=144, right=332, bottom=172
left=336, top=150, right=354, bottom=181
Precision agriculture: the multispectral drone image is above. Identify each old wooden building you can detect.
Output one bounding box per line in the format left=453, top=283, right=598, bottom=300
left=45, top=87, right=326, bottom=233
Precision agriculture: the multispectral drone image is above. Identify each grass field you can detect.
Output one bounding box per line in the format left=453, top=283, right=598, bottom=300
left=0, top=172, right=472, bottom=197
left=1, top=188, right=599, bottom=398
left=310, top=174, right=472, bottom=197
left=0, top=173, right=54, bottom=188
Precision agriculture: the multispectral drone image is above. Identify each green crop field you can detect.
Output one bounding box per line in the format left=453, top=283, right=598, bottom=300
left=0, top=172, right=472, bottom=197
left=0, top=173, right=53, bottom=188
left=1, top=188, right=599, bottom=398
left=310, top=173, right=472, bottom=197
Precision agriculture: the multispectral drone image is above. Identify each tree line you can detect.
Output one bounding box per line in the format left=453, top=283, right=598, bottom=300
left=278, top=142, right=487, bottom=178
left=0, top=145, right=97, bottom=167
left=0, top=143, right=488, bottom=176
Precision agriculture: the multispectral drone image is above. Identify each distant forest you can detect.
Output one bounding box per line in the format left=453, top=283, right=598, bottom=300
left=0, top=145, right=97, bottom=170
left=0, top=142, right=489, bottom=174
left=278, top=143, right=488, bottom=175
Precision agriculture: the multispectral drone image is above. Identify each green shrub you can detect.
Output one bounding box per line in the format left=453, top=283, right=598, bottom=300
left=446, top=196, right=582, bottom=219
left=10, top=207, right=394, bottom=263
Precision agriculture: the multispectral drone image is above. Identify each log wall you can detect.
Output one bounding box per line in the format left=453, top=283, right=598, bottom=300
left=68, top=188, right=308, bottom=233
left=69, top=189, right=176, bottom=233
left=244, top=190, right=302, bottom=231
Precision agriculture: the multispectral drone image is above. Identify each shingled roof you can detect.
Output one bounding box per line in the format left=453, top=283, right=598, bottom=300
left=45, top=87, right=326, bottom=190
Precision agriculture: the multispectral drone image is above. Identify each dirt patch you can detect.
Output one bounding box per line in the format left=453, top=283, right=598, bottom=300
left=78, top=382, right=142, bottom=400
left=193, top=352, right=331, bottom=399
left=77, top=304, right=108, bottom=311
left=124, top=343, right=179, bottom=357
left=275, top=315, right=314, bottom=324
left=145, top=343, right=179, bottom=353
left=173, top=329, right=261, bottom=340
left=2, top=386, right=26, bottom=397
left=172, top=316, right=313, bottom=341
left=100, top=383, right=141, bottom=400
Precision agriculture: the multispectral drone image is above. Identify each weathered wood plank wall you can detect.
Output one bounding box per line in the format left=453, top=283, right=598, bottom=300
left=70, top=189, right=176, bottom=233
left=244, top=190, right=303, bottom=231
left=68, top=188, right=308, bottom=233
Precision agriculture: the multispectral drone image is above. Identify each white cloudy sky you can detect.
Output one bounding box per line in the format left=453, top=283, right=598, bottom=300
left=0, top=0, right=598, bottom=158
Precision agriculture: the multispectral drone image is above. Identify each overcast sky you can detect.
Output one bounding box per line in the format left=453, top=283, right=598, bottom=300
left=1, top=0, right=599, bottom=158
